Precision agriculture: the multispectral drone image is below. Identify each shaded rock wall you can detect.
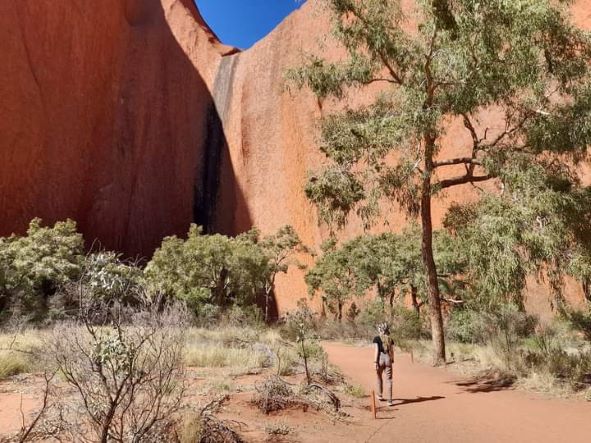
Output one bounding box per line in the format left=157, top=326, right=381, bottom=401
left=0, top=0, right=232, bottom=257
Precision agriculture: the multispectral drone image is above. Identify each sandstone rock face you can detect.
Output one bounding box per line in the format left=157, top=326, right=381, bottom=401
left=0, top=0, right=232, bottom=257
left=212, top=0, right=591, bottom=314
left=1, top=0, right=589, bottom=315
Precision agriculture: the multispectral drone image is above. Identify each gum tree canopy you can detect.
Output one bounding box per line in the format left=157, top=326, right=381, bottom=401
left=290, top=0, right=591, bottom=364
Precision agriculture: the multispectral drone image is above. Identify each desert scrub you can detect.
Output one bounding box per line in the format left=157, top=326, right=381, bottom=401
left=0, top=350, right=31, bottom=379
left=273, top=345, right=299, bottom=376
left=343, top=384, right=366, bottom=399
left=253, top=376, right=342, bottom=417
left=0, top=329, right=42, bottom=378
left=185, top=345, right=270, bottom=370
left=265, top=422, right=291, bottom=436
left=184, top=326, right=280, bottom=373
left=178, top=397, right=244, bottom=443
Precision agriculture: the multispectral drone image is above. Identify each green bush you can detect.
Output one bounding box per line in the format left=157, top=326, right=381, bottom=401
left=447, top=309, right=483, bottom=344
left=356, top=299, right=388, bottom=332
left=0, top=218, right=84, bottom=320
left=520, top=327, right=591, bottom=389
left=565, top=309, right=591, bottom=342
left=390, top=305, right=426, bottom=341
left=145, top=224, right=302, bottom=320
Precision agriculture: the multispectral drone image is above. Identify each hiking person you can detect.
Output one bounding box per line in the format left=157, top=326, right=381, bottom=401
left=373, top=322, right=394, bottom=406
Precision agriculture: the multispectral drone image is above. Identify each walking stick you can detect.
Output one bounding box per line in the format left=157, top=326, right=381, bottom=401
left=371, top=390, right=377, bottom=419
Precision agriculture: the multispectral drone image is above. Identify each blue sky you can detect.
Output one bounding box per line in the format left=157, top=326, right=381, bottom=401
left=196, top=0, right=304, bottom=49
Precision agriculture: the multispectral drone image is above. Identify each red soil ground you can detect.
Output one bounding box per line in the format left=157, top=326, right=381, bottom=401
left=323, top=343, right=591, bottom=443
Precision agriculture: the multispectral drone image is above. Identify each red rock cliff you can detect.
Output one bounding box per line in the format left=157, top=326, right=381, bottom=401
left=0, top=0, right=233, bottom=256
left=212, top=0, right=591, bottom=315
left=1, top=0, right=590, bottom=315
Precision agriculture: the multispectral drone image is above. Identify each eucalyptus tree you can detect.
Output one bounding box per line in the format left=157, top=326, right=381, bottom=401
left=445, top=166, right=591, bottom=311
left=305, top=238, right=367, bottom=321
left=290, top=0, right=591, bottom=363
left=145, top=225, right=305, bottom=320
left=260, top=225, right=307, bottom=322
left=145, top=226, right=267, bottom=314
left=306, top=228, right=466, bottom=320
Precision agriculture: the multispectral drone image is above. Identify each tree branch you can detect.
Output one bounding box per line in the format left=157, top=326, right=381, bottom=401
left=434, top=157, right=482, bottom=168
left=362, top=77, right=399, bottom=86
left=462, top=113, right=479, bottom=147
left=442, top=297, right=465, bottom=305
left=436, top=173, right=492, bottom=189
left=349, top=5, right=405, bottom=85
left=379, top=53, right=404, bottom=85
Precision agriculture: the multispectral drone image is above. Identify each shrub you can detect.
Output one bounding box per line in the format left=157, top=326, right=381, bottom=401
left=0, top=350, right=30, bottom=379
left=0, top=219, right=84, bottom=320
left=145, top=225, right=303, bottom=321
left=43, top=303, right=189, bottom=442
left=344, top=384, right=366, bottom=399
left=390, top=306, right=425, bottom=341
left=48, top=252, right=147, bottom=321
left=225, top=304, right=264, bottom=328
left=355, top=299, right=389, bottom=333
left=565, top=309, right=591, bottom=342
left=265, top=422, right=291, bottom=436
left=447, top=309, right=483, bottom=344
left=178, top=397, right=244, bottom=443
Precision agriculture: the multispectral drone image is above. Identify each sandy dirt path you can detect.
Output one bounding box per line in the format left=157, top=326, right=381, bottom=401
left=323, top=342, right=591, bottom=443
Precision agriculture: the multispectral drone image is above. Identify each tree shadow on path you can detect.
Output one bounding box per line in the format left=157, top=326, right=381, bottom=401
left=455, top=372, right=516, bottom=393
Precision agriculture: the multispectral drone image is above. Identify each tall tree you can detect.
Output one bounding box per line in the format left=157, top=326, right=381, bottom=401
left=260, top=225, right=307, bottom=322
left=291, top=0, right=591, bottom=363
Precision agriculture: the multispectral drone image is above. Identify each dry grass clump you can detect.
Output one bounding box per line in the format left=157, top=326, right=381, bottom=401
left=178, top=396, right=244, bottom=443
left=185, top=345, right=270, bottom=370
left=265, top=422, right=291, bottom=436
left=253, top=376, right=299, bottom=414
left=252, top=376, right=342, bottom=417
left=184, top=326, right=279, bottom=375
left=0, top=351, right=31, bottom=379
left=343, top=383, right=366, bottom=399
left=0, top=330, right=42, bottom=379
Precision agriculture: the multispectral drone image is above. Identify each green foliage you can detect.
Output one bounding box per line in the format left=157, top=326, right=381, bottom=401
left=518, top=326, right=591, bottom=389
left=145, top=225, right=303, bottom=319
left=446, top=304, right=538, bottom=353
left=293, top=0, right=591, bottom=227
left=446, top=308, right=482, bottom=344
left=445, top=166, right=591, bottom=307
left=0, top=218, right=84, bottom=319
left=564, top=309, right=591, bottom=342
left=145, top=225, right=263, bottom=314
left=306, top=228, right=466, bottom=320
left=292, top=0, right=591, bottom=351
left=281, top=305, right=319, bottom=384
left=390, top=305, right=424, bottom=341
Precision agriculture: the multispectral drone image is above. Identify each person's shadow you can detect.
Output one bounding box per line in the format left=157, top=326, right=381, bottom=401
left=375, top=396, right=445, bottom=419
left=392, top=396, right=445, bottom=406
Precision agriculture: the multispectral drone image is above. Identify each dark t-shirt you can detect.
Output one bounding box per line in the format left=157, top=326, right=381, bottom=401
left=373, top=335, right=393, bottom=355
